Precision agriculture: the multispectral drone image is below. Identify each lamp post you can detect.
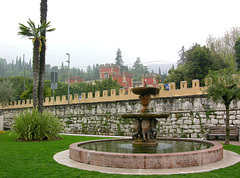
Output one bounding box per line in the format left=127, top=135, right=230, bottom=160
left=66, top=53, right=70, bottom=104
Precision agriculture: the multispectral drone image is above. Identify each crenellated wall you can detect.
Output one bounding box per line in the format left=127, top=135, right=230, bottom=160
left=2, top=93, right=240, bottom=138
left=0, top=79, right=206, bottom=109
left=2, top=79, right=240, bottom=138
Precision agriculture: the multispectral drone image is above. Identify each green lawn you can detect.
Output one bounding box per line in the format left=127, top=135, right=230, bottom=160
left=0, top=132, right=240, bottom=178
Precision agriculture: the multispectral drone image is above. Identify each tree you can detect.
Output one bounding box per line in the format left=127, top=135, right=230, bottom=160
left=93, top=64, right=100, bottom=79
left=0, top=58, right=7, bottom=77
left=203, top=69, right=240, bottom=145
left=164, top=65, right=185, bottom=88
left=177, top=46, right=185, bottom=67
left=235, top=37, right=240, bottom=70
left=155, top=75, right=161, bottom=84
left=38, top=0, right=55, bottom=113
left=206, top=27, right=240, bottom=70
left=131, top=57, right=149, bottom=82
left=115, top=48, right=124, bottom=68
left=184, top=44, right=213, bottom=86
left=19, top=84, right=51, bottom=100
left=0, top=80, right=15, bottom=107
left=18, top=19, right=55, bottom=109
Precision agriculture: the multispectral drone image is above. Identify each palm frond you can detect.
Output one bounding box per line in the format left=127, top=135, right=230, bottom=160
left=18, top=19, right=55, bottom=42
left=46, top=28, right=56, bottom=32
left=27, top=19, right=36, bottom=29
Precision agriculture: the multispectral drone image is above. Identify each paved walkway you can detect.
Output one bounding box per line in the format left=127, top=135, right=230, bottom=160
left=54, top=150, right=240, bottom=175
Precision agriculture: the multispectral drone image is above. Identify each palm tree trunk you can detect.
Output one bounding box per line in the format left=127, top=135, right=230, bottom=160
left=225, top=104, right=230, bottom=145
left=38, top=0, right=48, bottom=113
left=33, top=40, right=40, bottom=108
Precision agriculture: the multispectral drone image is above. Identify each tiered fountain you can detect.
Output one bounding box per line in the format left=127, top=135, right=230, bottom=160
left=121, top=87, right=169, bottom=147
left=69, top=87, right=223, bottom=169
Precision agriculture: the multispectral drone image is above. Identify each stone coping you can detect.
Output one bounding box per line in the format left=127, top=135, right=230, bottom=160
left=69, top=138, right=223, bottom=169
left=54, top=149, right=240, bottom=175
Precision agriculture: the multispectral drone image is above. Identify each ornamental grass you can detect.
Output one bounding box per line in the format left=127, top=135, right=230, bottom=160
left=13, top=108, right=63, bottom=141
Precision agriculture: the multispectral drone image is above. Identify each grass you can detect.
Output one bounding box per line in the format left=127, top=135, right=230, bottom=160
left=0, top=132, right=240, bottom=178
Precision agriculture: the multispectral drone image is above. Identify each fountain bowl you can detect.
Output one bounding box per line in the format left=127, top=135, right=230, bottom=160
left=69, top=138, right=223, bottom=169
left=132, top=87, right=160, bottom=96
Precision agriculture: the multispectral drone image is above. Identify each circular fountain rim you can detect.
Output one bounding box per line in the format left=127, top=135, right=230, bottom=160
left=69, top=138, right=223, bottom=169
left=72, top=138, right=217, bottom=155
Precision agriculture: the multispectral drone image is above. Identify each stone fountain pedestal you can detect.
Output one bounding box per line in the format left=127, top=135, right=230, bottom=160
left=122, top=87, right=169, bottom=147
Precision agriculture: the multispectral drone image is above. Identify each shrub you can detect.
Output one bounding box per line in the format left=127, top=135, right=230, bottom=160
left=0, top=130, right=6, bottom=134
left=13, top=108, right=63, bottom=141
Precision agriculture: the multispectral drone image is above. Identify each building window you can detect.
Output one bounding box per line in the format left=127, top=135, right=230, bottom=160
left=104, top=73, right=108, bottom=79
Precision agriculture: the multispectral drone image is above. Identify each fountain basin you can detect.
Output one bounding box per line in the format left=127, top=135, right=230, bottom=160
left=132, top=87, right=159, bottom=96
left=69, top=138, right=223, bottom=169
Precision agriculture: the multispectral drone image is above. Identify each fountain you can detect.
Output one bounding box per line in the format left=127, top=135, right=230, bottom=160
left=121, top=86, right=168, bottom=147
left=69, top=87, right=223, bottom=169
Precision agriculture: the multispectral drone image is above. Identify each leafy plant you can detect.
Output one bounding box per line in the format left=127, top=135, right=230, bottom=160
left=19, top=83, right=51, bottom=99
left=0, top=130, right=5, bottom=134
left=12, top=108, right=63, bottom=141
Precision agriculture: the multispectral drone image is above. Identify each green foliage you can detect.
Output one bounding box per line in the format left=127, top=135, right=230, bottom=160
left=130, top=57, right=149, bottom=82
left=0, top=80, right=15, bottom=107
left=18, top=19, right=55, bottom=40
left=0, top=77, right=32, bottom=100
left=95, top=77, right=122, bottom=96
left=165, top=65, right=185, bottom=88
left=203, top=69, right=240, bottom=145
left=166, top=28, right=240, bottom=85
left=181, top=133, right=187, bottom=138
left=0, top=77, right=53, bottom=101
left=235, top=37, right=240, bottom=70
left=206, top=27, right=240, bottom=71
left=0, top=57, right=33, bottom=78
left=0, top=58, right=102, bottom=83
left=184, top=44, right=213, bottom=86
left=0, top=130, right=5, bottom=134
left=12, top=108, right=63, bottom=141
left=20, top=83, right=51, bottom=99
left=53, top=77, right=122, bottom=98
left=165, top=44, right=214, bottom=86
left=203, top=69, right=240, bottom=106
left=115, top=48, right=124, bottom=68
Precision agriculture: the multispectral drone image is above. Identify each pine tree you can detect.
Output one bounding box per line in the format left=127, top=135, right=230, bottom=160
left=115, top=48, right=124, bottom=68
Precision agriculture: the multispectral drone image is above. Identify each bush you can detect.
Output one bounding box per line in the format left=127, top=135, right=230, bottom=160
left=0, top=130, right=5, bottom=134
left=13, top=109, right=63, bottom=141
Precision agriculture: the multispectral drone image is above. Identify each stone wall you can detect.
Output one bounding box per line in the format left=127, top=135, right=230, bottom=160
left=2, top=95, right=240, bottom=138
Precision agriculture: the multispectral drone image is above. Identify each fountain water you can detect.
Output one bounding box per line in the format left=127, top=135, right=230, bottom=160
left=69, top=87, right=223, bottom=169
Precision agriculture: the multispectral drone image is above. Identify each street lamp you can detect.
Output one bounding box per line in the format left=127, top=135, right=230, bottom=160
left=66, top=53, right=70, bottom=104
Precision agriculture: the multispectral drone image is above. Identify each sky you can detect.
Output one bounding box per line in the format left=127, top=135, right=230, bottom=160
left=0, top=0, right=240, bottom=70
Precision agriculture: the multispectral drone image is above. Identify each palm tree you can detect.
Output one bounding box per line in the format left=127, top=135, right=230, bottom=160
left=18, top=19, right=55, bottom=108
left=20, top=84, right=51, bottom=100
left=39, top=0, right=48, bottom=113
